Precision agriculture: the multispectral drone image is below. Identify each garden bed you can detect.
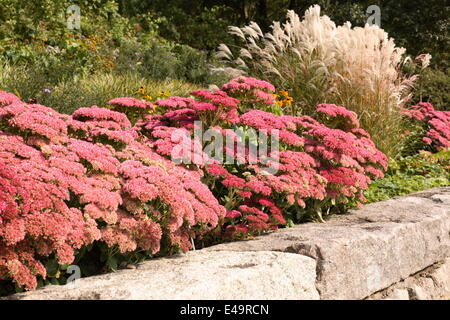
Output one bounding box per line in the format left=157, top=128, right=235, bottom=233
left=1, top=3, right=449, bottom=300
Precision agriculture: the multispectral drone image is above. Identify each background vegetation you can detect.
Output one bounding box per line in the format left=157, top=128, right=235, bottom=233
left=0, top=0, right=448, bottom=296
left=364, top=150, right=450, bottom=203
left=0, top=0, right=448, bottom=108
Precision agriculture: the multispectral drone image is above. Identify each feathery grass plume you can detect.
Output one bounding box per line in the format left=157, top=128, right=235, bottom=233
left=217, top=5, right=423, bottom=157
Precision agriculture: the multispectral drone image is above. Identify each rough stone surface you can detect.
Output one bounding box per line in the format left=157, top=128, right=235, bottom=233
left=6, top=251, right=319, bottom=300
left=5, top=187, right=450, bottom=300
left=385, top=289, right=410, bottom=300
left=367, top=258, right=450, bottom=300
left=205, top=187, right=450, bottom=299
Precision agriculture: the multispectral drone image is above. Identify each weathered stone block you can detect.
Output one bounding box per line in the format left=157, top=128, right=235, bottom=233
left=7, top=251, right=319, bottom=300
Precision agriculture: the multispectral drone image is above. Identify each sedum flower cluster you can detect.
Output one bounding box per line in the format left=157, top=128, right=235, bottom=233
left=138, top=77, right=387, bottom=236
left=0, top=91, right=225, bottom=290
left=402, top=102, right=450, bottom=151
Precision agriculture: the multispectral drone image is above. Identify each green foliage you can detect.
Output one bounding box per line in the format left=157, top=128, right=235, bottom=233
left=0, top=0, right=131, bottom=73
left=119, top=0, right=235, bottom=51
left=1, top=0, right=448, bottom=71
left=412, top=67, right=450, bottom=111
left=378, top=0, right=450, bottom=70
left=114, top=39, right=229, bottom=85
left=0, top=0, right=224, bottom=87
left=364, top=150, right=450, bottom=203
left=0, top=61, right=200, bottom=113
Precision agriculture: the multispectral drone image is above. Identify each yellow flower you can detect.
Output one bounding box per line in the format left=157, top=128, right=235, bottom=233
left=276, top=100, right=283, bottom=107
left=139, top=87, right=145, bottom=94
left=144, top=95, right=152, bottom=101
left=279, top=89, right=289, bottom=97
left=284, top=99, right=292, bottom=106
left=272, top=94, right=279, bottom=98
left=158, top=91, right=171, bottom=97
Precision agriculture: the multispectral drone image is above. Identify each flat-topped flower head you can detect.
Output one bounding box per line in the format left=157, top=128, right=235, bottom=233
left=316, top=103, right=360, bottom=130
left=0, top=91, right=22, bottom=107
left=222, top=76, right=276, bottom=107
left=73, top=106, right=132, bottom=129
left=402, top=102, right=450, bottom=151
left=108, top=97, right=153, bottom=110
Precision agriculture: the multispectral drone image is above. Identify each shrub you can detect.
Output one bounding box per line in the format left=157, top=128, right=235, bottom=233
left=412, top=67, right=450, bottom=111
left=138, top=2, right=235, bottom=51
left=0, top=1, right=230, bottom=109
left=113, top=39, right=230, bottom=85
left=0, top=0, right=129, bottom=78
left=217, top=5, right=421, bottom=157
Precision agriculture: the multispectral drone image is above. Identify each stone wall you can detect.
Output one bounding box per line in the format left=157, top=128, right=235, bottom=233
left=5, top=187, right=450, bottom=300
left=367, top=258, right=450, bottom=300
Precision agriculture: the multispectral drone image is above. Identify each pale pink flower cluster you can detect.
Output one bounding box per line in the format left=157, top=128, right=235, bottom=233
left=316, top=103, right=360, bottom=130
left=107, top=97, right=155, bottom=125
left=108, top=97, right=153, bottom=110
left=0, top=91, right=226, bottom=290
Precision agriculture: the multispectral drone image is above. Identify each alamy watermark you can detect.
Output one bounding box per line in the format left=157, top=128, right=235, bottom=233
left=171, top=121, right=280, bottom=175
left=65, top=264, right=81, bottom=288
left=67, top=5, right=81, bottom=30
left=366, top=5, right=381, bottom=27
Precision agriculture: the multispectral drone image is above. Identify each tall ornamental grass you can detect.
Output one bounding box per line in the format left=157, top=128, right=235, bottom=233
left=217, top=5, right=427, bottom=157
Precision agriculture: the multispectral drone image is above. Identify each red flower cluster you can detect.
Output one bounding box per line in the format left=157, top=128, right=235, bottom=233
left=139, top=77, right=387, bottom=236
left=240, top=107, right=387, bottom=209
left=402, top=102, right=450, bottom=150
left=0, top=91, right=225, bottom=290
left=221, top=76, right=276, bottom=108
left=107, top=97, right=155, bottom=124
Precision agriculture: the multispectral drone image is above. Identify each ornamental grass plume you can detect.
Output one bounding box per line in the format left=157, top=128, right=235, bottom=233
left=217, top=5, right=422, bottom=157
